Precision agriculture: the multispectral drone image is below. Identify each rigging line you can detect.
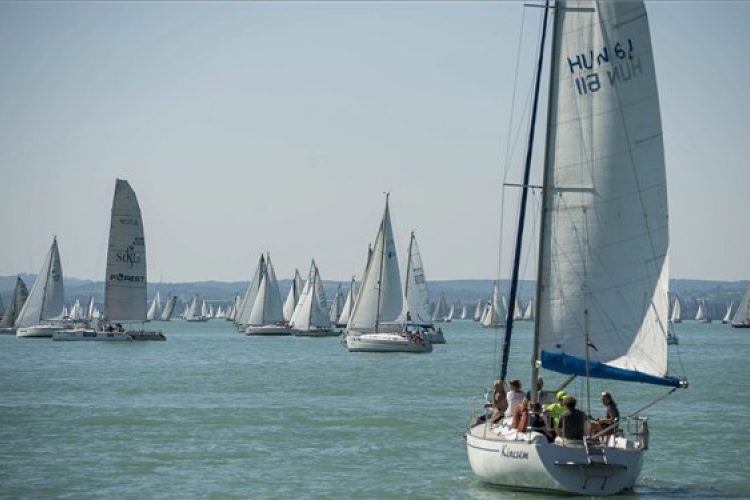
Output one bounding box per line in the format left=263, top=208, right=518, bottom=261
left=499, top=0, right=552, bottom=383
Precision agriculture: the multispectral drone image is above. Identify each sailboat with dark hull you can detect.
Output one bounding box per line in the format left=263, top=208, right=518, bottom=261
left=465, top=1, right=687, bottom=495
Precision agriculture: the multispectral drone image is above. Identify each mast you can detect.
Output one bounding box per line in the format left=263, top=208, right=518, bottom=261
left=374, top=193, right=389, bottom=333
left=499, top=0, right=552, bottom=385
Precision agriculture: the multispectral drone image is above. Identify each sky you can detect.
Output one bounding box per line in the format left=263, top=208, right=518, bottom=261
left=1, top=1, right=749, bottom=284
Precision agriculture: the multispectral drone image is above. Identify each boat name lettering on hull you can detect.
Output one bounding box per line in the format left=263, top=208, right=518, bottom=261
left=501, top=445, right=529, bottom=460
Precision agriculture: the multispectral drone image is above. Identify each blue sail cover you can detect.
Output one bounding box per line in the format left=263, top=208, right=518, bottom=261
left=541, top=351, right=685, bottom=388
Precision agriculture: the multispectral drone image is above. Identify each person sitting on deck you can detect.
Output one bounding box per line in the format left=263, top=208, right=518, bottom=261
left=590, top=391, right=620, bottom=438
left=544, top=390, right=567, bottom=428
left=556, top=395, right=588, bottom=442
left=504, top=379, right=526, bottom=418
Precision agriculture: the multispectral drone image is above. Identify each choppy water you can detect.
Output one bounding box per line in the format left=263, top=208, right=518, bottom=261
left=1, top=320, right=747, bottom=499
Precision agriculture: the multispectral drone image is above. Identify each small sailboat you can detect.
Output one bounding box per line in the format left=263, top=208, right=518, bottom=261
left=0, top=277, right=29, bottom=334
left=54, top=179, right=164, bottom=341
left=146, top=290, right=162, bottom=321
left=402, top=231, right=444, bottom=344
left=282, top=269, right=305, bottom=323
left=184, top=294, right=209, bottom=322
left=344, top=195, right=432, bottom=353
left=466, top=1, right=687, bottom=494
left=328, top=283, right=344, bottom=326
left=670, top=293, right=682, bottom=323
left=244, top=253, right=293, bottom=335
left=695, top=298, right=711, bottom=323
left=160, top=294, right=176, bottom=321
left=722, top=300, right=734, bottom=324
left=731, top=282, right=750, bottom=328
left=480, top=282, right=505, bottom=328
left=431, top=291, right=449, bottom=323
left=291, top=260, right=336, bottom=337
left=16, top=237, right=66, bottom=338
left=473, top=299, right=483, bottom=321
left=335, top=277, right=357, bottom=329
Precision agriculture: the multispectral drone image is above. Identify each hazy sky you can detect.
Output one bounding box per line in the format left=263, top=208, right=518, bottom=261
left=1, top=1, right=748, bottom=284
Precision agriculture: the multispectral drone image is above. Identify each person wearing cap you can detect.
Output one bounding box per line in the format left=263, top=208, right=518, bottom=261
left=557, top=395, right=588, bottom=441
left=544, top=390, right=567, bottom=428
left=591, top=392, right=620, bottom=437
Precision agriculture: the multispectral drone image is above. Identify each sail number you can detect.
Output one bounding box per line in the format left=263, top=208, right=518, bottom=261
left=567, top=39, right=643, bottom=96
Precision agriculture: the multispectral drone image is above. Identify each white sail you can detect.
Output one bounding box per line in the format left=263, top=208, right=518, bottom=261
left=731, top=283, right=750, bottom=327
left=336, top=277, right=357, bottom=327
left=473, top=299, right=483, bottom=321
left=431, top=291, right=449, bottom=322
left=722, top=301, right=733, bottom=323
left=480, top=282, right=505, bottom=327
left=522, top=298, right=535, bottom=321
left=283, top=269, right=304, bottom=322
left=246, top=253, right=285, bottom=327
left=15, top=237, right=65, bottom=329
left=160, top=295, right=175, bottom=321
left=103, top=179, right=147, bottom=323
left=146, top=290, right=162, bottom=321
left=536, top=0, right=675, bottom=383
left=670, top=293, right=682, bottom=323
left=328, top=283, right=344, bottom=324
left=403, top=231, right=433, bottom=325
left=235, top=254, right=266, bottom=327
left=290, top=261, right=332, bottom=331
left=347, top=196, right=404, bottom=332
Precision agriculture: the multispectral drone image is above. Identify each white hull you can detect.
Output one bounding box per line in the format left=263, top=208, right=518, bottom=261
left=245, top=324, right=294, bottom=336
left=53, top=329, right=133, bottom=341
left=293, top=328, right=339, bottom=338
left=16, top=324, right=64, bottom=338
left=345, top=332, right=432, bottom=353
left=466, top=422, right=643, bottom=496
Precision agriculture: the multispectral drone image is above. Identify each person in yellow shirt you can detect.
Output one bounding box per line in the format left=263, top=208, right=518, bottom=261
left=544, top=390, right=567, bottom=428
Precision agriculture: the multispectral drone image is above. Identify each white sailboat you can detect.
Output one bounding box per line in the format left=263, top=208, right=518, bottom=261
left=402, top=230, right=444, bottom=344
left=245, top=253, right=293, bottom=335
left=521, top=298, right=535, bottom=321
left=184, top=294, right=209, bottom=322
left=54, top=179, right=164, bottom=341
left=731, top=282, right=750, bottom=328
left=146, top=290, right=162, bottom=321
left=473, top=299, right=483, bottom=321
left=695, top=298, right=711, bottom=323
left=344, top=195, right=432, bottom=353
left=0, top=277, right=29, bottom=334
left=328, top=283, right=344, bottom=326
left=335, top=277, right=357, bottom=328
left=291, top=260, right=335, bottom=337
left=670, top=293, right=682, bottom=323
left=480, top=282, right=505, bottom=328
left=431, top=291, right=449, bottom=323
left=16, top=237, right=66, bottom=338
left=721, top=300, right=734, bottom=324
left=283, top=269, right=305, bottom=323
left=160, top=294, right=176, bottom=321
left=466, top=1, right=687, bottom=495
left=460, top=304, right=468, bottom=320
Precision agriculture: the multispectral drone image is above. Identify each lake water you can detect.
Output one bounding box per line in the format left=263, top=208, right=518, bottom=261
left=1, top=320, right=747, bottom=499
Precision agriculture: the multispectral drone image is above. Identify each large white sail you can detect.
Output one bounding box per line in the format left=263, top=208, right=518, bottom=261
left=347, top=196, right=403, bottom=332
left=731, top=284, right=750, bottom=327
left=103, top=179, right=147, bottom=323
left=146, top=290, right=162, bottom=321
left=15, top=237, right=65, bottom=328
left=283, top=269, right=304, bottom=322
left=290, top=261, right=332, bottom=331
left=537, top=1, right=675, bottom=385
left=235, top=254, right=265, bottom=327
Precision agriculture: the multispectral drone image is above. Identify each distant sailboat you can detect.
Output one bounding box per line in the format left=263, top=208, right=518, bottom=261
left=722, top=300, right=734, bottom=324
left=670, top=293, right=682, bottom=323
left=695, top=298, right=711, bottom=323
left=431, top=291, right=449, bottom=323
left=290, top=259, right=335, bottom=337
left=245, top=253, right=293, bottom=335
left=283, top=269, right=305, bottom=323
left=328, top=283, right=344, bottom=326
left=402, top=230, right=444, bottom=344
left=160, top=294, right=176, bottom=321
left=473, top=299, right=483, bottom=321
left=731, top=282, right=750, bottom=328
left=480, top=282, right=505, bottom=328
left=16, top=237, right=66, bottom=338
left=335, top=277, right=357, bottom=329
left=146, top=290, right=162, bottom=321
left=0, top=277, right=29, bottom=334
left=184, top=294, right=209, bottom=322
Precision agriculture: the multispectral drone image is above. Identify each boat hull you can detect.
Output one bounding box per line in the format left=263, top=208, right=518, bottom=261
left=466, top=424, right=643, bottom=496
left=16, top=324, right=64, bottom=338
left=345, top=332, right=432, bottom=353
left=293, top=328, right=339, bottom=337
left=53, top=329, right=133, bottom=341
left=245, top=325, right=294, bottom=336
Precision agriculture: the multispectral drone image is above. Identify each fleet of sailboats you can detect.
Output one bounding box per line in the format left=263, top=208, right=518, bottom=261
left=465, top=1, right=687, bottom=494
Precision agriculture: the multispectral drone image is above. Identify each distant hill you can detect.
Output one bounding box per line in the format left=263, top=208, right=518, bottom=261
left=1, top=275, right=746, bottom=321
